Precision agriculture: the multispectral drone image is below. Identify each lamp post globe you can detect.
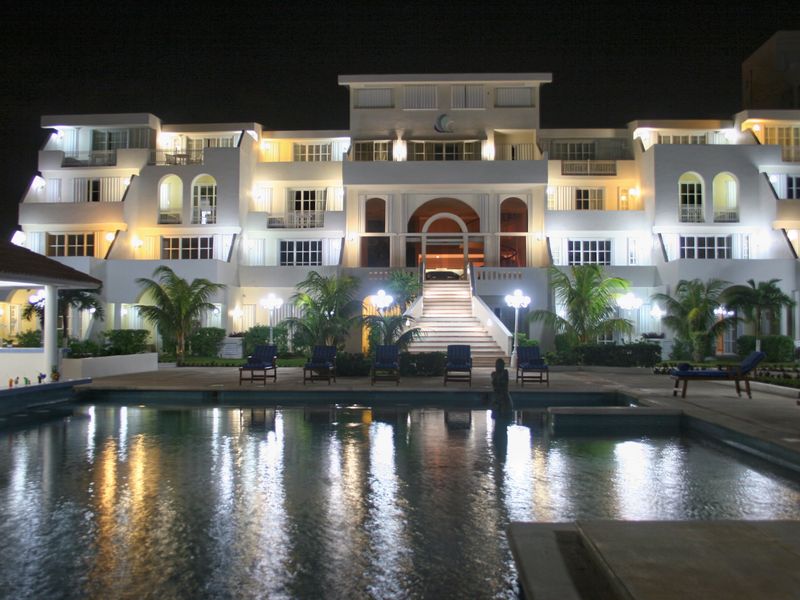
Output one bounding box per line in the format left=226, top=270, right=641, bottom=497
left=504, top=289, right=531, bottom=369
left=373, top=289, right=394, bottom=314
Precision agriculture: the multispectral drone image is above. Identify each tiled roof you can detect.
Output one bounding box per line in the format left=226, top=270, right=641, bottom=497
left=0, top=240, right=101, bottom=288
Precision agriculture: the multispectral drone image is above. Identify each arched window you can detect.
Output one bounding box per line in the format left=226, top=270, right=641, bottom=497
left=365, top=197, right=386, bottom=232
left=500, top=197, right=527, bottom=267
left=678, top=172, right=703, bottom=223
left=361, top=197, right=389, bottom=267
left=192, top=174, right=217, bottom=224
left=158, top=175, right=183, bottom=224
left=712, top=172, right=738, bottom=223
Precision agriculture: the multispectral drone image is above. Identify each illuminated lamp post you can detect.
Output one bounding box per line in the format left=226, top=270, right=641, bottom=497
left=261, top=294, right=284, bottom=344
left=617, top=293, right=643, bottom=342
left=373, top=289, right=394, bottom=315
left=505, top=289, right=531, bottom=369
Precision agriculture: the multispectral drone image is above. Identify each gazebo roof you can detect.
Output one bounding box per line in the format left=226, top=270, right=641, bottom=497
left=0, top=239, right=102, bottom=289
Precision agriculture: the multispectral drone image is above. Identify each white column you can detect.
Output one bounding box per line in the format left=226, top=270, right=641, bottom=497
left=44, top=284, right=58, bottom=375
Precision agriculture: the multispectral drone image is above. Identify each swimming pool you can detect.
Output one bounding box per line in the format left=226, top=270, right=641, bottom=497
left=0, top=405, right=798, bottom=599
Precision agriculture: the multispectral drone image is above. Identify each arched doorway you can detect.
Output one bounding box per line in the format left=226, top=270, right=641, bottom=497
left=406, top=198, right=483, bottom=272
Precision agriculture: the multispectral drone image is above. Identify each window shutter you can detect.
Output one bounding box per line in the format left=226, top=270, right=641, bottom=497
left=355, top=88, right=392, bottom=108
left=46, top=178, right=62, bottom=203
left=404, top=85, right=437, bottom=109
left=495, top=87, right=533, bottom=107
left=73, top=178, right=87, bottom=202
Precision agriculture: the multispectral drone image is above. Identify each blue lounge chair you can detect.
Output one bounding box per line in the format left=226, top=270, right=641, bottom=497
left=239, top=344, right=277, bottom=385
left=670, top=351, right=766, bottom=398
left=304, top=345, right=337, bottom=384
left=444, top=345, right=472, bottom=386
left=372, top=345, right=400, bottom=385
left=516, top=345, right=549, bottom=386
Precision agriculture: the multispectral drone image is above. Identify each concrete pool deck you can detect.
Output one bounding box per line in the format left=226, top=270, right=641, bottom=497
left=56, top=367, right=800, bottom=598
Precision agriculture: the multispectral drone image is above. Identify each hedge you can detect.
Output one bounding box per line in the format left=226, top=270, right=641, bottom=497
left=736, top=335, right=794, bottom=362
left=400, top=352, right=447, bottom=376
left=547, top=342, right=662, bottom=367
left=188, top=327, right=226, bottom=357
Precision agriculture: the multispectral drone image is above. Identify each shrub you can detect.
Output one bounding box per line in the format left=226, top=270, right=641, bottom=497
left=242, top=325, right=293, bottom=357
left=400, top=352, right=447, bottom=376
left=668, top=338, right=692, bottom=361
left=736, top=334, right=794, bottom=362
left=515, top=333, right=539, bottom=348
left=68, top=339, right=103, bottom=358
left=335, top=352, right=372, bottom=376
left=15, top=330, right=42, bottom=347
left=103, top=329, right=150, bottom=355
left=548, top=342, right=661, bottom=367
left=188, top=327, right=226, bottom=357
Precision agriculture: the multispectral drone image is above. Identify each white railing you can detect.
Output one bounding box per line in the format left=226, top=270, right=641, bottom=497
left=149, top=149, right=204, bottom=165
left=62, top=150, right=117, bottom=167
left=158, top=212, right=182, bottom=224
left=561, top=160, right=617, bottom=175
left=680, top=206, right=704, bottom=223
left=471, top=295, right=513, bottom=356
left=476, top=268, right=524, bottom=281
left=713, top=210, right=739, bottom=223
left=266, top=211, right=325, bottom=229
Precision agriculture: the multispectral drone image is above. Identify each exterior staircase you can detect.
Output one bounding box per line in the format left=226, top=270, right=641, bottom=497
left=407, top=280, right=508, bottom=367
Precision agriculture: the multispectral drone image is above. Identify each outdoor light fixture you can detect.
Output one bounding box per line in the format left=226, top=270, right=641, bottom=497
left=261, top=293, right=284, bottom=344
left=650, top=305, right=665, bottom=320
left=714, top=306, right=734, bottom=318
left=617, top=293, right=643, bottom=311
left=373, top=289, right=394, bottom=314
left=29, top=290, right=44, bottom=304
left=105, top=232, right=116, bottom=242
left=11, top=230, right=26, bottom=247
left=505, top=289, right=531, bottom=369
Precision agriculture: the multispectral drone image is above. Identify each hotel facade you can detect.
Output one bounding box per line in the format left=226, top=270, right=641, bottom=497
left=7, top=33, right=800, bottom=360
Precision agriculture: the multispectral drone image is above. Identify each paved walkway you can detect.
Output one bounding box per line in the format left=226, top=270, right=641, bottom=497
left=80, top=365, right=800, bottom=461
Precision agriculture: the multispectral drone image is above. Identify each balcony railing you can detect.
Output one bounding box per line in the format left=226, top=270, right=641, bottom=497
left=680, top=206, right=704, bottom=223
left=713, top=210, right=739, bottom=223
left=561, top=160, right=617, bottom=176
left=149, top=149, right=204, bottom=166
left=62, top=150, right=117, bottom=167
left=158, top=212, right=182, bottom=224
left=267, top=211, right=325, bottom=229
left=495, top=143, right=536, bottom=160
left=781, top=146, right=800, bottom=162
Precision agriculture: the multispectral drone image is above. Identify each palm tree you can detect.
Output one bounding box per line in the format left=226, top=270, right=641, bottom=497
left=529, top=265, right=633, bottom=345
left=135, top=266, right=225, bottom=363
left=284, top=271, right=362, bottom=350
left=363, top=313, right=422, bottom=352
left=386, top=270, right=421, bottom=310
left=652, top=278, right=736, bottom=361
left=724, top=279, right=795, bottom=351
left=23, top=288, right=105, bottom=344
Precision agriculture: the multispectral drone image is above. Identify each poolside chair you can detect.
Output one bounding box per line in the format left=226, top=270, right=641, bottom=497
left=670, top=350, right=766, bottom=399
left=516, top=345, right=549, bottom=387
left=444, top=344, right=472, bottom=386
left=372, top=345, right=400, bottom=385
left=239, top=344, right=278, bottom=385
left=303, top=345, right=337, bottom=384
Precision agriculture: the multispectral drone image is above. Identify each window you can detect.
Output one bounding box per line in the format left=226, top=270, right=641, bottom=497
left=161, top=236, right=214, bottom=260
left=290, top=189, right=326, bottom=213
left=495, top=87, right=534, bottom=107
left=46, top=233, right=95, bottom=257
left=407, top=141, right=481, bottom=161
left=293, top=143, right=331, bottom=162
left=575, top=188, right=604, bottom=210
left=551, top=142, right=595, bottom=160
left=353, top=141, right=392, bottom=161
left=280, top=240, right=322, bottom=266
left=788, top=176, right=800, bottom=199
left=192, top=176, right=217, bottom=224
left=679, top=173, right=704, bottom=222
left=404, top=85, right=437, bottom=109
left=679, top=235, right=731, bottom=259
left=765, top=126, right=800, bottom=161
left=712, top=172, right=738, bottom=222
left=451, top=84, right=484, bottom=109
left=92, top=129, right=128, bottom=151
left=567, top=240, right=611, bottom=265
left=87, top=179, right=101, bottom=202
left=355, top=88, right=392, bottom=108
left=658, top=134, right=707, bottom=144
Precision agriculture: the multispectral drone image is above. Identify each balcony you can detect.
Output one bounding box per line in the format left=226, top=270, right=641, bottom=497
left=561, top=160, right=617, bottom=176
left=781, top=146, right=800, bottom=162
left=158, top=212, right=182, bottom=225
left=267, top=211, right=325, bottom=229
left=713, top=209, right=739, bottom=223
left=495, top=143, right=536, bottom=160
left=62, top=150, right=117, bottom=167
left=149, top=149, right=204, bottom=165
left=679, top=206, right=704, bottom=223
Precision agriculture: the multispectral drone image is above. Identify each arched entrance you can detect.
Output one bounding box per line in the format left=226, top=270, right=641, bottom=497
left=406, top=198, right=483, bottom=273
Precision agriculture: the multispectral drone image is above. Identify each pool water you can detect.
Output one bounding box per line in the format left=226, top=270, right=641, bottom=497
left=0, top=405, right=798, bottom=599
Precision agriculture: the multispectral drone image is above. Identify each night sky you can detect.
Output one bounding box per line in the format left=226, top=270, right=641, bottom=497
left=0, top=2, right=797, bottom=238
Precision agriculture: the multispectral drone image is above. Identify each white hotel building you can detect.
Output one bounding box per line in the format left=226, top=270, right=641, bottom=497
left=7, top=32, right=800, bottom=359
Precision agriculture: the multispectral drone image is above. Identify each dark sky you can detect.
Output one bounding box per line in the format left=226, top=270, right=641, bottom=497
left=0, top=1, right=797, bottom=238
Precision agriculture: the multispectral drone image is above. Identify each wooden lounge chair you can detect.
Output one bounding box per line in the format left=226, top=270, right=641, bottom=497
left=303, top=345, right=337, bottom=384
left=516, top=345, right=549, bottom=386
left=239, top=344, right=277, bottom=385
left=444, top=344, right=472, bottom=386
left=670, top=351, right=766, bottom=398
left=372, top=345, right=400, bottom=385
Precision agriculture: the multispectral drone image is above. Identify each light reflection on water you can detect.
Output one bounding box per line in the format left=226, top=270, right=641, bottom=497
left=0, top=405, right=799, bottom=599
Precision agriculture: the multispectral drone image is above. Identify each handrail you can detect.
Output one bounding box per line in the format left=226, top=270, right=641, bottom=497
left=467, top=261, right=476, bottom=296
